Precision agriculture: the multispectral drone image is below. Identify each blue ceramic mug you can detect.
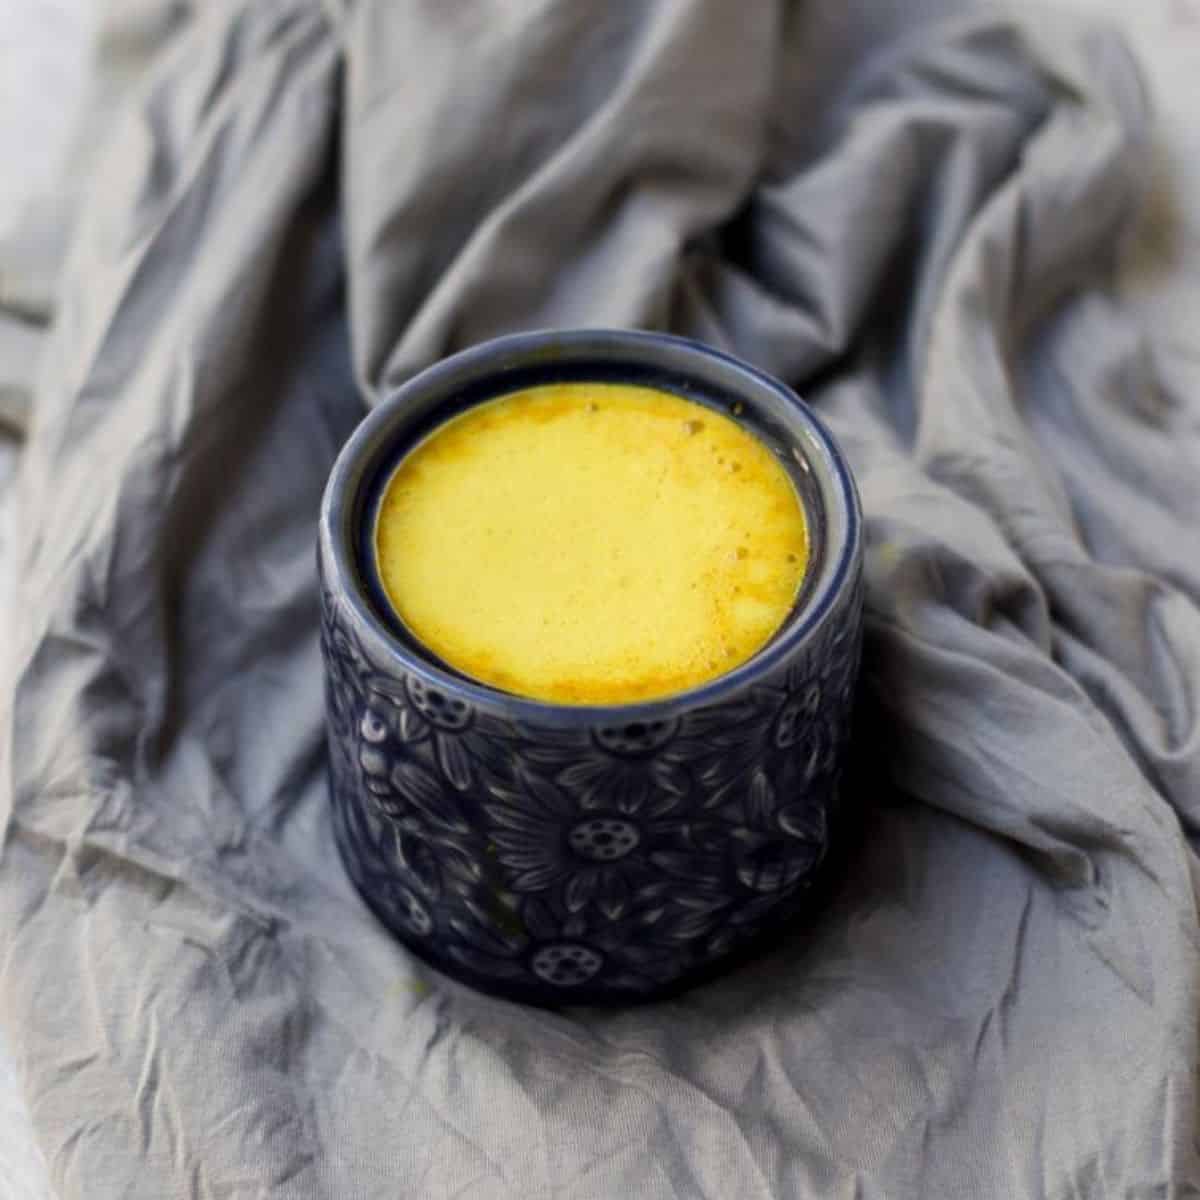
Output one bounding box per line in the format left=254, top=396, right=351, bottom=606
left=318, top=330, right=863, bottom=1004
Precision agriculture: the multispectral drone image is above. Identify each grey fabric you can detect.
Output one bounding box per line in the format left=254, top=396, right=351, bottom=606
left=0, top=0, right=192, bottom=438
left=3, top=0, right=1200, bottom=1196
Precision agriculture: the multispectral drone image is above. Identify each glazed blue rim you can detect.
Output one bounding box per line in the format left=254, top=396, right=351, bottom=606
left=321, top=329, right=862, bottom=727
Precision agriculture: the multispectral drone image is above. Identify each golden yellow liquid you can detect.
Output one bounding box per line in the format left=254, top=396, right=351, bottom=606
left=374, top=383, right=809, bottom=705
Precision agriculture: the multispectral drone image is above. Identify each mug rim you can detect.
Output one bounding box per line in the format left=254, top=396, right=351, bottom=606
left=320, top=328, right=862, bottom=725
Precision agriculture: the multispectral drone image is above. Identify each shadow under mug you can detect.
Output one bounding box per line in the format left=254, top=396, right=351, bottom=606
left=318, top=329, right=864, bottom=1005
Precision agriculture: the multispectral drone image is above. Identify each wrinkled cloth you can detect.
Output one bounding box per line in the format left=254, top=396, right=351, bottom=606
left=0, top=0, right=190, bottom=439
left=3, top=0, right=1200, bottom=1196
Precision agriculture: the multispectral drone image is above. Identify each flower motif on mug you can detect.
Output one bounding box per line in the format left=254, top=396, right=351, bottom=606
left=728, top=762, right=830, bottom=889
left=357, top=670, right=519, bottom=796
left=503, top=718, right=695, bottom=817
left=482, top=767, right=689, bottom=919
left=644, top=765, right=830, bottom=949
left=443, top=893, right=606, bottom=988
left=320, top=583, right=373, bottom=744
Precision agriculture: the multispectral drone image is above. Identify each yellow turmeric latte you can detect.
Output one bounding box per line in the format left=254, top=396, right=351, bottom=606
left=374, top=383, right=809, bottom=705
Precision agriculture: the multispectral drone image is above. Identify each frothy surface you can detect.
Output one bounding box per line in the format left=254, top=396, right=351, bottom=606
left=374, top=383, right=809, bottom=704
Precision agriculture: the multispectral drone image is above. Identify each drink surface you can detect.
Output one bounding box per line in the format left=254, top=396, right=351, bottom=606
left=374, top=382, right=809, bottom=705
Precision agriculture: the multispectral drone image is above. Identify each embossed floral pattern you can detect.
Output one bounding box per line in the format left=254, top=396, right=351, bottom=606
left=319, top=561, right=863, bottom=1002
